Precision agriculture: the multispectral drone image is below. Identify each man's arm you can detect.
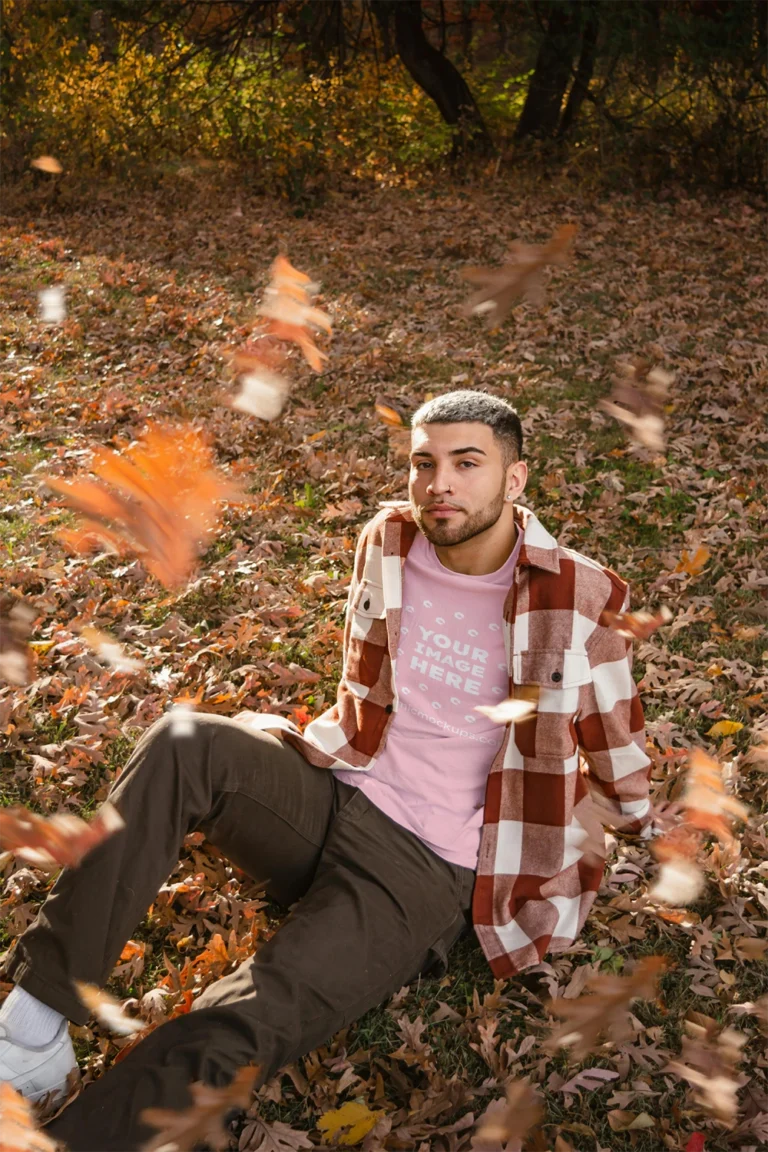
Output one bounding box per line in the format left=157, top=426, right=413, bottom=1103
left=574, top=588, right=653, bottom=837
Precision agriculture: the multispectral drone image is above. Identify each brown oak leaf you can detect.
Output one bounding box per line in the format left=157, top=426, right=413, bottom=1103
left=461, top=223, right=577, bottom=326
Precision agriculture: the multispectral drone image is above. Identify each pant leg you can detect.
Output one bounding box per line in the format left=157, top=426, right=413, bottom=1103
left=3, top=714, right=348, bottom=1023
left=45, top=788, right=476, bottom=1152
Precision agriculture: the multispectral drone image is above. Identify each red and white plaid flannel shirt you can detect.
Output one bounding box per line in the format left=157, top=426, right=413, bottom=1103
left=282, top=502, right=652, bottom=977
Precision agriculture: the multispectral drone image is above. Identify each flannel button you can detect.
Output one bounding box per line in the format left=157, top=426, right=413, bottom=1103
left=363, top=598, right=370, bottom=610
left=551, top=670, right=562, bottom=682
left=385, top=704, right=393, bottom=713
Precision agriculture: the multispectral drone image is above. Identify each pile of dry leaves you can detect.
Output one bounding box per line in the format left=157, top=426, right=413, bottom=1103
left=0, top=175, right=766, bottom=1151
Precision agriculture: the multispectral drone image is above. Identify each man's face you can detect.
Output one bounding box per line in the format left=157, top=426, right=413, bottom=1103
left=409, top=422, right=511, bottom=547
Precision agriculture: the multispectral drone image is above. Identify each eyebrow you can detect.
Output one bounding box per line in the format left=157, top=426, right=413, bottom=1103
left=410, top=446, right=487, bottom=459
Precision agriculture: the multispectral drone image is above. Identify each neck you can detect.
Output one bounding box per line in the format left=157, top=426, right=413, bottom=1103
left=434, top=510, right=519, bottom=576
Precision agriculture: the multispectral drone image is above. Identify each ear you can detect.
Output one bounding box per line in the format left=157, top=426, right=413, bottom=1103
left=505, top=459, right=528, bottom=502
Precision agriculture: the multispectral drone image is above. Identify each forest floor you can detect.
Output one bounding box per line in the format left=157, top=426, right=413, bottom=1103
left=1, top=175, right=767, bottom=1152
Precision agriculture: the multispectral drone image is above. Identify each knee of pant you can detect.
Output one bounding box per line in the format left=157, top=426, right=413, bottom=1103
left=138, top=711, right=205, bottom=762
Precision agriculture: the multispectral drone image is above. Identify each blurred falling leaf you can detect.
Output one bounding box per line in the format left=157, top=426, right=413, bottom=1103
left=140, top=1065, right=258, bottom=1151
left=38, top=285, right=66, bottom=324
left=461, top=223, right=577, bottom=326
left=31, top=155, right=62, bottom=174
left=44, top=423, right=240, bottom=589
left=648, top=857, right=706, bottom=906
left=80, top=625, right=144, bottom=673
left=168, top=701, right=198, bottom=738
left=232, top=366, right=291, bottom=422
left=74, top=982, right=146, bottom=1036
left=600, top=605, right=672, bottom=641
left=650, top=750, right=749, bottom=908
left=599, top=359, right=672, bottom=452
left=681, top=748, right=749, bottom=846
left=666, top=1013, right=747, bottom=1126
left=374, top=401, right=411, bottom=460
left=0, top=1082, right=60, bottom=1152
left=471, top=1079, right=542, bottom=1148
left=0, top=802, right=124, bottom=870
left=0, top=596, right=36, bottom=685
left=258, top=254, right=331, bottom=370
left=226, top=341, right=291, bottom=421
left=473, top=698, right=538, bottom=725
left=544, top=956, right=667, bottom=1060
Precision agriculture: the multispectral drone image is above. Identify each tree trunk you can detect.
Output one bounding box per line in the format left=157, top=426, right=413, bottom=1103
left=372, top=1, right=395, bottom=61
left=300, top=1, right=347, bottom=76
left=558, top=4, right=599, bottom=138
left=375, top=0, right=491, bottom=154
left=516, top=1, right=580, bottom=140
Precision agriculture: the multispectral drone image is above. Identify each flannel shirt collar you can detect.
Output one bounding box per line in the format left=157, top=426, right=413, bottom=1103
left=381, top=501, right=561, bottom=575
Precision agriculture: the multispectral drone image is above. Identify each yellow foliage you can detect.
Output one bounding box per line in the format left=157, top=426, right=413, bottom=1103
left=706, top=720, right=744, bottom=737
left=317, top=1100, right=385, bottom=1146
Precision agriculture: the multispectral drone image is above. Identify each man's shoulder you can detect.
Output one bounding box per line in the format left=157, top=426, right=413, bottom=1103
left=559, top=543, right=627, bottom=589
left=358, top=502, right=413, bottom=541
left=554, top=542, right=629, bottom=616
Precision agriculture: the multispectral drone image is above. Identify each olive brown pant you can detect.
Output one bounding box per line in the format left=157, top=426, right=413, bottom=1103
left=3, top=715, right=475, bottom=1151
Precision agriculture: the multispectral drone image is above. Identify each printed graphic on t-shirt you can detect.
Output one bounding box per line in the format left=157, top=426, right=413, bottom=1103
left=396, top=600, right=508, bottom=747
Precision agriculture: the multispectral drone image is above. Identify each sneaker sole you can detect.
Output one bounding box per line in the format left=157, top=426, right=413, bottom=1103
left=24, top=1079, right=71, bottom=1104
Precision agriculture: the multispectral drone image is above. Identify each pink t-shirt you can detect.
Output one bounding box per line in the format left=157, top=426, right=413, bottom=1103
left=334, top=527, right=522, bottom=869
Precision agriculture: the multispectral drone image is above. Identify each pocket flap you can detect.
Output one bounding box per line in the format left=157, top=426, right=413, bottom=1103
left=350, top=580, right=386, bottom=619
left=512, top=648, right=591, bottom=689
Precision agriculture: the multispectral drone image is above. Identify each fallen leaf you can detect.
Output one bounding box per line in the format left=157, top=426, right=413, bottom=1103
left=317, top=1100, right=385, bottom=1146
left=675, top=546, right=711, bottom=577
left=607, top=1109, right=656, bottom=1131
left=706, top=720, right=744, bottom=738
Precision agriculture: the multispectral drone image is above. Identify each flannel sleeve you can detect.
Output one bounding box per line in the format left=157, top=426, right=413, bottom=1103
left=574, top=587, right=653, bottom=837
left=341, top=521, right=372, bottom=659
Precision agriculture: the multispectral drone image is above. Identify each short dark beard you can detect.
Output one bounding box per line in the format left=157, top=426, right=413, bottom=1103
left=412, top=484, right=506, bottom=547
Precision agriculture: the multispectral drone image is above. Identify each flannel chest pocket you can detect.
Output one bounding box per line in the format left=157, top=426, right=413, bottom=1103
left=511, top=648, right=591, bottom=760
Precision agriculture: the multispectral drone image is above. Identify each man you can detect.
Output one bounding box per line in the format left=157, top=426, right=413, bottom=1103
left=0, top=391, right=652, bottom=1150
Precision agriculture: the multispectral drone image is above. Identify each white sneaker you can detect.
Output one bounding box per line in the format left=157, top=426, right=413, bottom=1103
left=0, top=1018, right=78, bottom=1103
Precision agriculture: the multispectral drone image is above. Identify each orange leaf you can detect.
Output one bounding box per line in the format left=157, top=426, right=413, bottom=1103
left=0, top=802, right=124, bottom=870
left=374, top=403, right=405, bottom=428
left=675, top=546, right=710, bottom=577
left=31, top=155, right=62, bottom=174
left=0, top=1082, right=59, bottom=1151
left=600, top=605, right=672, bottom=640
left=45, top=423, right=240, bottom=588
